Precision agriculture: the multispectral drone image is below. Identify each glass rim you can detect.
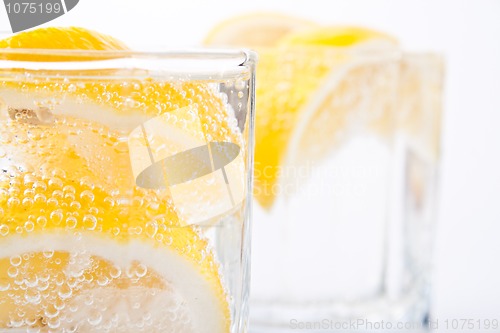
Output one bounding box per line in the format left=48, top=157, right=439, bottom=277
left=254, top=45, right=443, bottom=62
left=0, top=46, right=257, bottom=80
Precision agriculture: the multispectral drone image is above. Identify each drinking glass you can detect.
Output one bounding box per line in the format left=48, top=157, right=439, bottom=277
left=0, top=44, right=256, bottom=333
left=251, top=47, right=443, bottom=329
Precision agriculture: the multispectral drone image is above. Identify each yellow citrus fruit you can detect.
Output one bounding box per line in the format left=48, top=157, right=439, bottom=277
left=0, top=27, right=236, bottom=332
left=206, top=16, right=397, bottom=208
left=204, top=12, right=318, bottom=48
left=0, top=27, right=127, bottom=50
left=0, top=26, right=128, bottom=61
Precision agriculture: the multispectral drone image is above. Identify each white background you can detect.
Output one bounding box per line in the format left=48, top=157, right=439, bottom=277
left=1, top=0, right=499, bottom=329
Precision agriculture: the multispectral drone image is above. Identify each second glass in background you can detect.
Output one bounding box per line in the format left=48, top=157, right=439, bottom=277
left=251, top=47, right=444, bottom=328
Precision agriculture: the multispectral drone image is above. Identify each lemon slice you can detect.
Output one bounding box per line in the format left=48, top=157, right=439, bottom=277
left=0, top=27, right=128, bottom=61
left=0, top=27, right=236, bottom=331
left=206, top=18, right=398, bottom=208
left=204, top=12, right=318, bottom=48
left=0, top=168, right=229, bottom=332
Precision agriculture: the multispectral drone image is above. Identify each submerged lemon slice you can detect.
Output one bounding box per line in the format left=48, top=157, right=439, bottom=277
left=0, top=27, right=236, bottom=332
left=206, top=16, right=397, bottom=208
left=0, top=166, right=229, bottom=332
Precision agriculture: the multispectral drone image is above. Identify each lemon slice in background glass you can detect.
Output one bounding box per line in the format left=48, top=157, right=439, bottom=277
left=205, top=14, right=398, bottom=208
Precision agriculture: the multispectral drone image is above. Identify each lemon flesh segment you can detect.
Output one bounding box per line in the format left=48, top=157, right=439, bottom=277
left=204, top=12, right=318, bottom=48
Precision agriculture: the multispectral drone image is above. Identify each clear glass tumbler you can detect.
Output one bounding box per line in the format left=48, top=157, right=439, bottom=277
left=0, top=44, right=256, bottom=333
left=251, top=46, right=443, bottom=329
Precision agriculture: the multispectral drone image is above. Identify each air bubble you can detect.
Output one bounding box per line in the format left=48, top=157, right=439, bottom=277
left=24, top=289, right=41, bottom=304
left=10, top=255, right=22, bottom=266
left=33, top=180, right=47, bottom=192
left=83, top=296, right=99, bottom=311
left=97, top=275, right=109, bottom=286
left=46, top=317, right=61, bottom=330
left=24, top=272, right=39, bottom=288
left=66, top=216, right=77, bottom=229
left=36, top=216, right=47, bottom=228
left=57, top=284, right=72, bottom=299
left=37, top=279, right=49, bottom=291
left=88, top=310, right=103, bottom=326
left=79, top=176, right=95, bottom=190
left=8, top=317, right=24, bottom=328
left=124, top=98, right=137, bottom=108
left=47, top=197, right=58, bottom=207
left=83, top=215, right=97, bottom=231
left=49, top=210, right=63, bottom=225
left=0, top=282, right=10, bottom=291
left=135, top=264, right=148, bottom=278
left=52, top=190, right=64, bottom=199
left=44, top=304, right=59, bottom=319
left=23, top=174, right=37, bottom=187
left=50, top=168, right=66, bottom=179
left=24, top=221, right=35, bottom=232
left=7, top=266, right=18, bottom=278
left=48, top=177, right=64, bottom=189
left=70, top=201, right=82, bottom=210
left=145, top=221, right=158, bottom=238
left=63, top=185, right=76, bottom=194
left=38, top=272, right=50, bottom=282
left=42, top=250, right=54, bottom=258
left=0, top=189, right=8, bottom=203
left=164, top=235, right=172, bottom=245
left=235, top=79, right=246, bottom=91
left=22, top=197, right=34, bottom=208
left=54, top=298, right=65, bottom=311
left=80, top=190, right=95, bottom=204
left=7, top=197, right=20, bottom=208
left=128, top=226, right=142, bottom=235
left=109, top=265, right=122, bottom=279
left=34, top=193, right=47, bottom=204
